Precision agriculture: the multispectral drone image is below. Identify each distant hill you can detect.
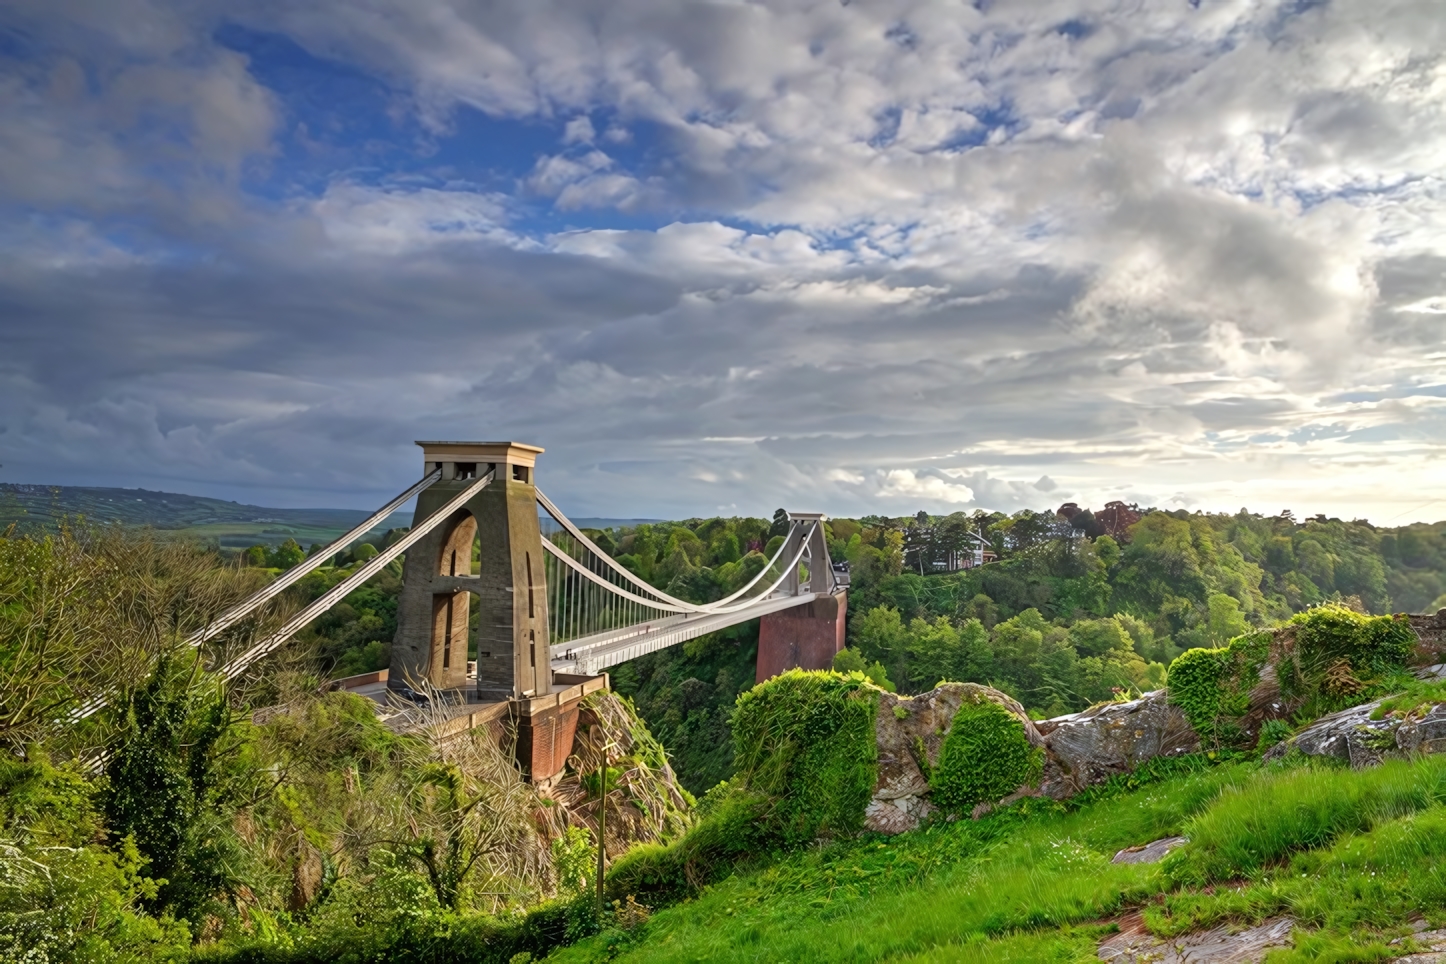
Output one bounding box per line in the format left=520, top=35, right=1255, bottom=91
left=571, top=517, right=666, bottom=530
left=0, top=483, right=410, bottom=551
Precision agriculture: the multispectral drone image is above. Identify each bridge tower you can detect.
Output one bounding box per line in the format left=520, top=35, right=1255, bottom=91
left=390, top=441, right=551, bottom=702
left=755, top=512, right=848, bottom=682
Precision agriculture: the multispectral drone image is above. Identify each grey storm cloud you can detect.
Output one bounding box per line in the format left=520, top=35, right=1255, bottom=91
left=1, top=0, right=1445, bottom=521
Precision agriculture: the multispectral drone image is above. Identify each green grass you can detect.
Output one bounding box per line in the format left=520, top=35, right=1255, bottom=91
left=550, top=761, right=1250, bottom=962
left=1371, top=678, right=1446, bottom=720
left=549, top=755, right=1446, bottom=963
left=1164, top=753, right=1446, bottom=886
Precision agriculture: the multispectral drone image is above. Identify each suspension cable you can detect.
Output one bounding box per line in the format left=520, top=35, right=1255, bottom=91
left=218, top=470, right=495, bottom=681
left=540, top=521, right=817, bottom=618
left=535, top=488, right=808, bottom=613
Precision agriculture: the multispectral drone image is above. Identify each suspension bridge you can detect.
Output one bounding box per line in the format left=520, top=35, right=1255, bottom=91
left=118, top=441, right=848, bottom=783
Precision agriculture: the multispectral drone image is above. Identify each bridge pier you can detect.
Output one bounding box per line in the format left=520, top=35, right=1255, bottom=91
left=756, top=591, right=848, bottom=682
left=513, top=674, right=607, bottom=786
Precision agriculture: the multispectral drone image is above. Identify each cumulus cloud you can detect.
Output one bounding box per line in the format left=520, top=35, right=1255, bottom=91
left=0, top=0, right=1443, bottom=523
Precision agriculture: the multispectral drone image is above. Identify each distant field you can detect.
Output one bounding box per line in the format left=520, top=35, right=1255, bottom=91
left=0, top=483, right=410, bottom=551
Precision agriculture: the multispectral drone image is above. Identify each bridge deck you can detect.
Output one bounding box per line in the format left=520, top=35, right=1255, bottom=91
left=549, top=591, right=820, bottom=676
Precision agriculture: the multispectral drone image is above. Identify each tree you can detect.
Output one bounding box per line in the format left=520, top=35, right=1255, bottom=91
left=103, top=655, right=240, bottom=922
left=769, top=509, right=790, bottom=539
left=1206, top=592, right=1248, bottom=645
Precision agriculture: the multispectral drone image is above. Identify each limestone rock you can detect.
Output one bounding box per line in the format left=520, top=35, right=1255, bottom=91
left=1037, top=690, right=1199, bottom=799
left=1112, top=836, right=1188, bottom=865
left=1098, top=914, right=1294, bottom=963
left=865, top=683, right=1040, bottom=834
left=1263, top=698, right=1446, bottom=766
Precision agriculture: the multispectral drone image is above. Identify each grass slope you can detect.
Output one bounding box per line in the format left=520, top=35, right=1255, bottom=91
left=0, top=483, right=409, bottom=549
left=554, top=755, right=1446, bottom=963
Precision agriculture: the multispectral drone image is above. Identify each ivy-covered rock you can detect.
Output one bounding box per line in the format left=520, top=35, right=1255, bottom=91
left=1164, top=629, right=1274, bottom=747
left=867, top=683, right=1042, bottom=833
left=1166, top=605, right=1420, bottom=750
left=729, top=669, right=879, bottom=845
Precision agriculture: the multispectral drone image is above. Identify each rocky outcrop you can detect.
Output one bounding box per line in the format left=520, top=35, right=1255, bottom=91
left=860, top=617, right=1446, bottom=835
left=1261, top=663, right=1446, bottom=766
left=865, top=684, right=1202, bottom=832
left=1408, top=610, right=1446, bottom=662
left=1098, top=915, right=1294, bottom=963
left=865, top=683, right=1042, bottom=834
left=1036, top=690, right=1199, bottom=799
left=1263, top=699, right=1446, bottom=767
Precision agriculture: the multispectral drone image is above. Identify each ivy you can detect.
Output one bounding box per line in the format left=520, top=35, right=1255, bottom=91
left=730, top=670, right=880, bottom=846
left=929, top=698, right=1041, bottom=817
left=1169, top=605, right=1421, bottom=748
left=1166, top=633, right=1269, bottom=748
left=1283, top=605, right=1416, bottom=685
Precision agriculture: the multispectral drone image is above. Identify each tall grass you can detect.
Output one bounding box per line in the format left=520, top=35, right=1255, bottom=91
left=1164, top=754, right=1446, bottom=885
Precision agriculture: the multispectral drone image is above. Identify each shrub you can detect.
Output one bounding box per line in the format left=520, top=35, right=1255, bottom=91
left=929, top=698, right=1042, bottom=816
left=605, top=670, right=880, bottom=906
left=1279, top=606, right=1417, bottom=701
left=604, top=790, right=771, bottom=906
left=1256, top=718, right=1292, bottom=753
left=103, top=653, right=243, bottom=923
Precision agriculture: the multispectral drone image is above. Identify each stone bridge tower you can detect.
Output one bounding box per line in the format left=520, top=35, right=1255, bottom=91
left=390, top=441, right=551, bottom=702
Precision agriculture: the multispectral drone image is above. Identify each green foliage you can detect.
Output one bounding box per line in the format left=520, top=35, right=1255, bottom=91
left=103, top=653, right=244, bottom=923
left=1256, top=717, right=1293, bottom=753
left=929, top=698, right=1042, bottom=816
left=0, top=753, right=192, bottom=963
left=189, top=868, right=581, bottom=964
left=1168, top=605, right=1419, bottom=748
left=603, top=791, right=773, bottom=908
left=1281, top=604, right=1417, bottom=692
left=550, top=827, right=595, bottom=895
left=831, top=647, right=894, bottom=691
left=730, top=670, right=879, bottom=846
left=1165, top=630, right=1271, bottom=746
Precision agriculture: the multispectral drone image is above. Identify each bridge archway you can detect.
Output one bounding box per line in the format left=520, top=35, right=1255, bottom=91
left=429, top=509, right=477, bottom=686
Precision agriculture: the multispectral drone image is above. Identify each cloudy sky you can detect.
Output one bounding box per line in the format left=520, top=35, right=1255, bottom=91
left=2, top=0, right=1444, bottom=523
